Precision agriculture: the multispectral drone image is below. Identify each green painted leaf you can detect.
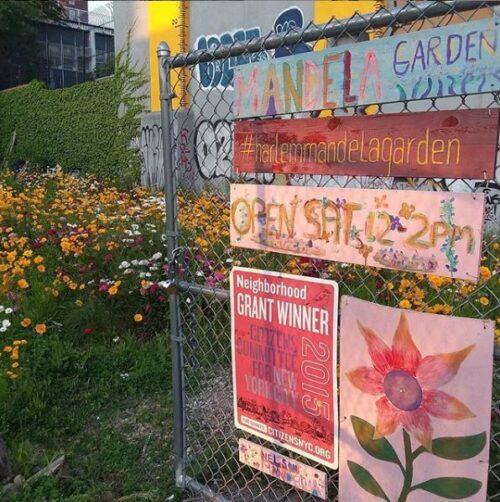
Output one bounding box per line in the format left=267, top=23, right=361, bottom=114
left=431, top=432, right=486, bottom=460
left=347, top=460, right=389, bottom=501
left=414, top=477, right=482, bottom=499
left=351, top=416, right=400, bottom=464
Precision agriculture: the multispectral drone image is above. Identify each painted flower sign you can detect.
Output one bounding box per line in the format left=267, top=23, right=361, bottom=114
left=339, top=296, right=494, bottom=501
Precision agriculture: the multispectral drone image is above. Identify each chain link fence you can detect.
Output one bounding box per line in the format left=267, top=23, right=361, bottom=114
left=158, top=1, right=500, bottom=499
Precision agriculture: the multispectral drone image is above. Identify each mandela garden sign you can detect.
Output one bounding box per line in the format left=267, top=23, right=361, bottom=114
left=234, top=18, right=500, bottom=118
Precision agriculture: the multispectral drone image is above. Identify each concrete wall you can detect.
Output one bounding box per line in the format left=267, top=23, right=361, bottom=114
left=113, top=2, right=499, bottom=233
left=114, top=0, right=150, bottom=107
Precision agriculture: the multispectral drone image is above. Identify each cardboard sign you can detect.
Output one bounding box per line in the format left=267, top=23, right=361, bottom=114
left=234, top=18, right=500, bottom=118
left=339, top=296, right=494, bottom=501
left=239, top=439, right=327, bottom=499
left=230, top=184, right=485, bottom=280
left=231, top=267, right=338, bottom=468
left=234, top=109, right=499, bottom=179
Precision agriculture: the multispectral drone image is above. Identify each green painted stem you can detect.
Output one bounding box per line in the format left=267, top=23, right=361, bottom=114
left=397, top=430, right=414, bottom=502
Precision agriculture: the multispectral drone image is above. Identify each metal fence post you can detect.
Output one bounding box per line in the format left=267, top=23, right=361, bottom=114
left=157, top=41, right=186, bottom=490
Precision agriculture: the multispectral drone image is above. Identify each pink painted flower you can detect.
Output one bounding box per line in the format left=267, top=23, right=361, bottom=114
left=347, top=314, right=475, bottom=451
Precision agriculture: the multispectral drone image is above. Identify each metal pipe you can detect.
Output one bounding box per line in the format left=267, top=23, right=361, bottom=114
left=170, top=0, right=495, bottom=67
left=178, top=280, right=230, bottom=301
left=184, top=476, right=229, bottom=501
left=157, top=41, right=186, bottom=490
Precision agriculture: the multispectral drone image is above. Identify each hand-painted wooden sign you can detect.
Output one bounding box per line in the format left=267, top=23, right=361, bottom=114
left=230, top=184, right=485, bottom=280
left=231, top=267, right=338, bottom=468
left=234, top=18, right=500, bottom=118
left=339, top=296, right=494, bottom=502
left=234, top=109, right=499, bottom=179
left=239, top=439, right=327, bottom=498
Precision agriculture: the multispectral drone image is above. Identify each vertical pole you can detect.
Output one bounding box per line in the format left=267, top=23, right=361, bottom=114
left=157, top=41, right=185, bottom=489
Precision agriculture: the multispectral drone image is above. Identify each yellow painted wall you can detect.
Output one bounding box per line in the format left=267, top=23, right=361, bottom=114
left=148, top=1, right=187, bottom=111
left=314, top=1, right=385, bottom=50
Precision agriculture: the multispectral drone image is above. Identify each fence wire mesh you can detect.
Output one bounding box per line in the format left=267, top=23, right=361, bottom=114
left=161, top=1, right=500, bottom=499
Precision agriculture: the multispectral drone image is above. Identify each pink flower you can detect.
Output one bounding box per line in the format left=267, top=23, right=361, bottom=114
left=98, top=282, right=109, bottom=293
left=347, top=314, right=475, bottom=451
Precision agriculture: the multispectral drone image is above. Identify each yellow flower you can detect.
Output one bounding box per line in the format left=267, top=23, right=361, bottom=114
left=21, top=318, right=31, bottom=328
left=35, top=323, right=47, bottom=335
left=17, top=278, right=29, bottom=289
left=479, top=266, right=491, bottom=281
left=37, top=264, right=46, bottom=273
left=11, top=362, right=19, bottom=369
left=479, top=296, right=490, bottom=306
left=387, top=282, right=394, bottom=290
left=108, top=286, right=118, bottom=295
left=134, top=313, right=143, bottom=322
left=399, top=299, right=412, bottom=309
left=3, top=346, right=12, bottom=353
left=75, top=300, right=83, bottom=307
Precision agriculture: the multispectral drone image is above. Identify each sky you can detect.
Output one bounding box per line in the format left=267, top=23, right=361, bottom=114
left=88, top=1, right=112, bottom=12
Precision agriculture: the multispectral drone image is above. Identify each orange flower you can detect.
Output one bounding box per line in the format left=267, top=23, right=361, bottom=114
left=133, top=314, right=143, bottom=323
left=35, top=323, right=47, bottom=335
left=17, top=279, right=29, bottom=289
left=20, top=318, right=31, bottom=328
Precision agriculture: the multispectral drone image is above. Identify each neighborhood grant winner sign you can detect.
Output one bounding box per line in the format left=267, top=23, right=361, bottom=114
left=231, top=267, right=339, bottom=468
left=234, top=109, right=499, bottom=179
left=234, top=18, right=500, bottom=118
left=230, top=184, right=485, bottom=280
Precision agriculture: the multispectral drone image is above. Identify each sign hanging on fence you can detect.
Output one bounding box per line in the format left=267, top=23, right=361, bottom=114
left=239, top=439, right=327, bottom=498
left=234, top=18, right=500, bottom=118
left=234, top=109, right=499, bottom=179
left=339, top=296, right=494, bottom=501
left=231, top=267, right=339, bottom=468
left=230, top=184, right=485, bottom=280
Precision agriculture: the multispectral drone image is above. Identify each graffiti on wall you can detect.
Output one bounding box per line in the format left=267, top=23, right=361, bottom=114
left=273, top=6, right=311, bottom=58
left=194, top=27, right=267, bottom=90
left=475, top=181, right=500, bottom=234
left=194, top=119, right=274, bottom=183
left=140, top=124, right=164, bottom=190
left=194, top=6, right=311, bottom=90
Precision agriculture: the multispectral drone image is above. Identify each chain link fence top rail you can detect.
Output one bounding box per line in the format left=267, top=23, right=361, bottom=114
left=160, top=1, right=500, bottom=499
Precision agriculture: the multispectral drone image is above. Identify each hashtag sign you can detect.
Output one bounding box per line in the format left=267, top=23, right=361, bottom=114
left=240, top=134, right=255, bottom=161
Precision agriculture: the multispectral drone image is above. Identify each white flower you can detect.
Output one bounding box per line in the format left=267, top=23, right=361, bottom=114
left=119, top=261, right=131, bottom=269
left=2, top=320, right=11, bottom=328
left=131, top=260, right=139, bottom=266
left=151, top=252, right=162, bottom=261
left=0, top=327, right=6, bottom=333
left=0, top=306, right=4, bottom=313
left=196, top=271, right=204, bottom=277
left=4, top=308, right=12, bottom=314
left=112, top=336, right=120, bottom=343
left=124, top=268, right=133, bottom=274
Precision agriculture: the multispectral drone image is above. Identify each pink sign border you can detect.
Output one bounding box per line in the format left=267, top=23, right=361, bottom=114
left=230, top=266, right=339, bottom=469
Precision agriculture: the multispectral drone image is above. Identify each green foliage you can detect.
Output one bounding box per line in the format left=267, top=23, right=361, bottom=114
left=0, top=45, right=147, bottom=184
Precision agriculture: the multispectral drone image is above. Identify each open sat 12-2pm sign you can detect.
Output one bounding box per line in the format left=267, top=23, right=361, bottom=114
left=230, top=184, right=485, bottom=281
left=230, top=267, right=339, bottom=468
